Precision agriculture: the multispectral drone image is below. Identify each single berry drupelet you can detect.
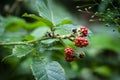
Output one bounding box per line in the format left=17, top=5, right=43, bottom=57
left=74, top=37, right=88, bottom=47
left=80, top=26, right=88, bottom=37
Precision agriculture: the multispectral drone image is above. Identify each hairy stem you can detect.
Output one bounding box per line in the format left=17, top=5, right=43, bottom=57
left=0, top=34, right=74, bottom=46
left=0, top=37, right=49, bottom=46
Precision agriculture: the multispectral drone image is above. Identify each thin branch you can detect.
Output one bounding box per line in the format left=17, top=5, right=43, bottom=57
left=6, top=0, right=23, bottom=15
left=0, top=37, right=49, bottom=46
left=0, top=34, right=74, bottom=46
left=0, top=42, right=28, bottom=45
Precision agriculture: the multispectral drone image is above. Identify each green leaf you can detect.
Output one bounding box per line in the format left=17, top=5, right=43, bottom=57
left=22, top=13, right=42, bottom=21
left=118, top=26, right=120, bottom=33
left=31, top=57, right=65, bottom=80
left=40, top=39, right=63, bottom=52
left=41, top=39, right=59, bottom=44
left=36, top=0, right=71, bottom=26
left=12, top=45, right=34, bottom=58
left=54, top=24, right=80, bottom=35
left=3, top=16, right=26, bottom=31
left=56, top=19, right=73, bottom=27
left=35, top=39, right=63, bottom=55
left=0, top=29, right=27, bottom=42
left=90, top=35, right=120, bottom=53
left=94, top=66, right=111, bottom=77
left=22, top=13, right=54, bottom=28
left=24, top=35, right=35, bottom=41
left=0, top=23, right=5, bottom=36
left=31, top=26, right=50, bottom=39
left=26, top=21, right=46, bottom=30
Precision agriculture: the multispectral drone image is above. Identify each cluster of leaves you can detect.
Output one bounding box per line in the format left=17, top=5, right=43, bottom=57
left=76, top=0, right=120, bottom=32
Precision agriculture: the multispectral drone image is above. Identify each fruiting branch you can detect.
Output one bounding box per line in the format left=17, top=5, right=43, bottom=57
left=0, top=26, right=89, bottom=63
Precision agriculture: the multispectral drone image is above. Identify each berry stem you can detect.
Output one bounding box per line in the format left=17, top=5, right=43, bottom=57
left=0, top=34, right=74, bottom=46
left=0, top=37, right=49, bottom=46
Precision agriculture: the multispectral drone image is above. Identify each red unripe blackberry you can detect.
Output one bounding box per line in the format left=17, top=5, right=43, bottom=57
left=64, top=47, right=76, bottom=62
left=64, top=47, right=74, bottom=56
left=74, top=37, right=88, bottom=47
left=80, top=26, right=88, bottom=36
left=65, top=55, right=76, bottom=62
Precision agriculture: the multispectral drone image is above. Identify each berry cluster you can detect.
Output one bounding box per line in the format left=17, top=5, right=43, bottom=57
left=64, top=26, right=89, bottom=62
left=64, top=47, right=76, bottom=62
left=74, top=26, right=89, bottom=47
